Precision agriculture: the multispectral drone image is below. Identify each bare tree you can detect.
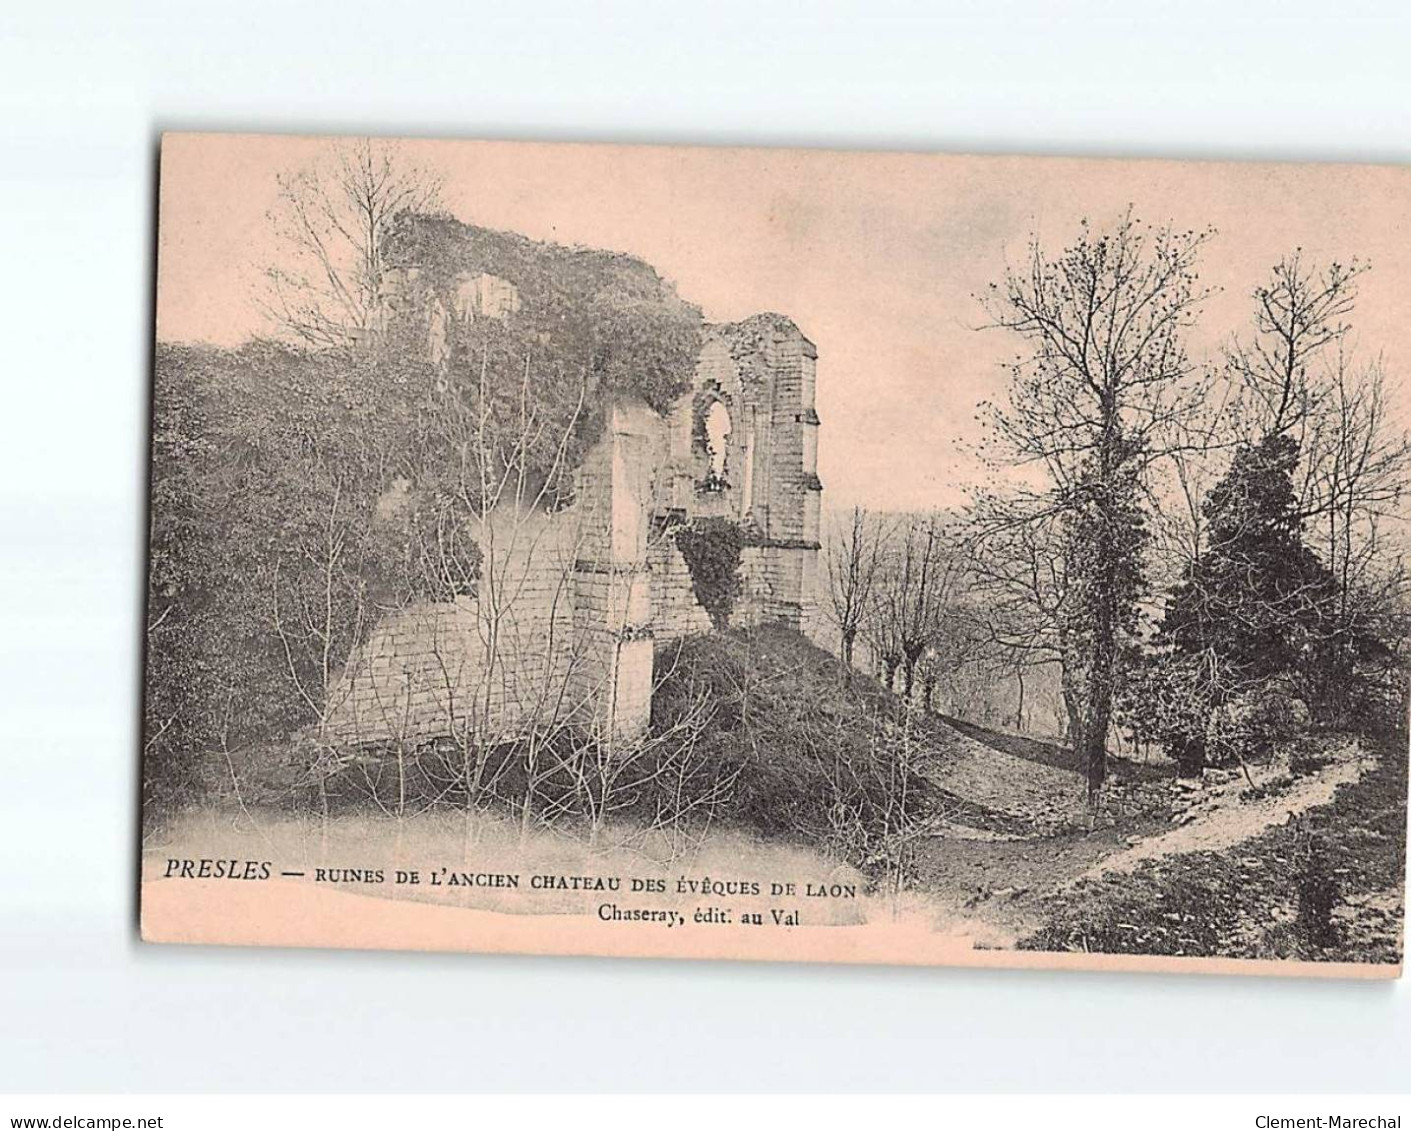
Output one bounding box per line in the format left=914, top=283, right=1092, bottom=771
left=390, top=343, right=597, bottom=847
left=265, top=448, right=397, bottom=830
left=258, top=137, right=443, bottom=351
left=1304, top=354, right=1411, bottom=613
left=1224, top=254, right=1410, bottom=585
left=549, top=688, right=729, bottom=852
left=824, top=505, right=888, bottom=669
left=1227, top=252, right=1363, bottom=442
left=979, top=213, right=1215, bottom=802
left=964, top=496, right=1076, bottom=735
left=871, top=513, right=964, bottom=700
left=1143, top=376, right=1244, bottom=598
left=824, top=702, right=929, bottom=899
left=863, top=589, right=904, bottom=691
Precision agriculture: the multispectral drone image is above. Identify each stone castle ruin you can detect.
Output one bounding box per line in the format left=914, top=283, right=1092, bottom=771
left=326, top=222, right=822, bottom=749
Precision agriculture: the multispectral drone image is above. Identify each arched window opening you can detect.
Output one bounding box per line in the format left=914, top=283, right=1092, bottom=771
left=704, top=400, right=732, bottom=488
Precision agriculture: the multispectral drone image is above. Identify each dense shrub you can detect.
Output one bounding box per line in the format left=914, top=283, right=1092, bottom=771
left=145, top=342, right=418, bottom=821
left=651, top=627, right=942, bottom=865
left=1209, top=682, right=1310, bottom=767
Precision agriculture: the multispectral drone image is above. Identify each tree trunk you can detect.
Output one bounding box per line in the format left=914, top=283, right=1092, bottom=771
left=397, top=742, right=406, bottom=819
left=1080, top=697, right=1111, bottom=803
left=1013, top=668, right=1026, bottom=732
left=1082, top=511, right=1120, bottom=805
left=1173, top=733, right=1206, bottom=779
left=1061, top=682, right=1082, bottom=751
left=841, top=629, right=855, bottom=669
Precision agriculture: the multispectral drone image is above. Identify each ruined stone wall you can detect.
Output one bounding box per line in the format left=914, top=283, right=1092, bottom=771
left=652, top=314, right=823, bottom=637
left=564, top=402, right=660, bottom=741
left=324, top=504, right=583, bottom=747
left=326, top=315, right=821, bottom=750
left=327, top=410, right=617, bottom=746
left=648, top=537, right=713, bottom=638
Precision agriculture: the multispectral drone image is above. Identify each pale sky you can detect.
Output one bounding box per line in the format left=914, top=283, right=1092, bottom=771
left=157, top=133, right=1411, bottom=513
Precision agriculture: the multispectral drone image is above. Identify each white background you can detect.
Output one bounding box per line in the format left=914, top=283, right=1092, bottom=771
left=2, top=0, right=1409, bottom=1094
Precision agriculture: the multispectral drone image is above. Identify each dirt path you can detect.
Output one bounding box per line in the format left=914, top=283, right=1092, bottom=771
left=913, top=827, right=1138, bottom=945
left=1074, top=738, right=1370, bottom=883
left=913, top=722, right=1374, bottom=948
left=923, top=722, right=1091, bottom=830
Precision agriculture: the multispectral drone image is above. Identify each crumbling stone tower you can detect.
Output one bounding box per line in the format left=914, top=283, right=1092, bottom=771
left=651, top=314, right=823, bottom=638
left=326, top=226, right=821, bottom=750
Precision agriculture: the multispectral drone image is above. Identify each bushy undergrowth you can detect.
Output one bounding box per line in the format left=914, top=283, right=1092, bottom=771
left=181, top=725, right=727, bottom=844
left=164, top=626, right=947, bottom=878
left=651, top=626, right=945, bottom=867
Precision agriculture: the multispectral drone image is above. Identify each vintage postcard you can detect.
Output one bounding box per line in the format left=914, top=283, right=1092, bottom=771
left=141, top=133, right=1409, bottom=976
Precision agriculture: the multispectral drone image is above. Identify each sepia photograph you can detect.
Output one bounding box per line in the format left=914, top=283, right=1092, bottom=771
left=137, top=133, right=1410, bottom=977
left=11, top=0, right=1411, bottom=1115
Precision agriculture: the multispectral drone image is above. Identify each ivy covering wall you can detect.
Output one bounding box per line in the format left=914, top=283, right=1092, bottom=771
left=145, top=218, right=706, bottom=817
left=674, top=517, right=745, bottom=630
left=382, top=214, right=703, bottom=495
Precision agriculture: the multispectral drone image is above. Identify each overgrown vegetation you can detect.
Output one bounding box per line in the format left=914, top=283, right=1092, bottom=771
left=174, top=624, right=942, bottom=879
left=674, top=518, right=745, bottom=630
left=145, top=143, right=935, bottom=877
left=385, top=212, right=701, bottom=461
left=145, top=341, right=436, bottom=816
left=145, top=207, right=702, bottom=824
left=652, top=627, right=944, bottom=882
left=832, top=224, right=1410, bottom=808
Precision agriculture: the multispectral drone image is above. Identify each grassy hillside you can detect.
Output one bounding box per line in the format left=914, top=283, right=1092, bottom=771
left=651, top=626, right=972, bottom=859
